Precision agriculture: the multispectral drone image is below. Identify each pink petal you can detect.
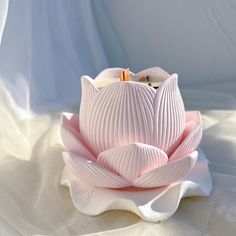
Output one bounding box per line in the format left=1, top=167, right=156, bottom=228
left=134, top=151, right=198, bottom=188
left=61, top=126, right=96, bottom=162
left=87, top=82, right=156, bottom=155
left=79, top=76, right=99, bottom=143
left=152, top=74, right=185, bottom=153
left=63, top=152, right=130, bottom=188
left=185, top=111, right=201, bottom=123
left=97, top=143, right=168, bottom=182
left=61, top=113, right=96, bottom=162
left=169, top=119, right=202, bottom=162
left=167, top=111, right=201, bottom=158
left=133, top=67, right=169, bottom=82
left=95, top=68, right=135, bottom=81
left=61, top=112, right=80, bottom=131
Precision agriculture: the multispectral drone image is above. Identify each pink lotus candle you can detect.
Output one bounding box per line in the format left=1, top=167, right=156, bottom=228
left=61, top=67, right=202, bottom=189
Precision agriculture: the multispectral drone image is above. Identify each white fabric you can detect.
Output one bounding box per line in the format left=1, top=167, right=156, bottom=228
left=0, top=0, right=8, bottom=45
left=0, top=0, right=108, bottom=112
left=0, top=0, right=236, bottom=235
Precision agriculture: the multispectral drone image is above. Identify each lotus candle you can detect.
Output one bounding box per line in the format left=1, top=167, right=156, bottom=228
left=60, top=67, right=212, bottom=222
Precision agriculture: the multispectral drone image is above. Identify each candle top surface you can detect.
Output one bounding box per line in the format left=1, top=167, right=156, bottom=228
left=92, top=67, right=169, bottom=89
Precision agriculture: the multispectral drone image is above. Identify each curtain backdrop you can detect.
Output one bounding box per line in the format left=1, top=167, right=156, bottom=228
left=93, top=0, right=236, bottom=86
left=1, top=0, right=236, bottom=112
left=0, top=0, right=108, bottom=113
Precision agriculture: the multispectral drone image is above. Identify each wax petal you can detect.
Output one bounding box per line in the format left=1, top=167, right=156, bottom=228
left=61, top=112, right=80, bottom=131
left=86, top=82, right=156, bottom=155
left=63, top=152, right=130, bottom=188
left=61, top=113, right=96, bottom=162
left=165, top=111, right=202, bottom=156
left=134, top=151, right=197, bottom=188
left=79, top=76, right=99, bottom=143
left=169, top=119, right=202, bottom=162
left=152, top=74, right=185, bottom=153
left=97, top=143, right=168, bottom=182
left=185, top=110, right=201, bottom=122
left=133, top=67, right=169, bottom=82
left=95, top=67, right=134, bottom=81
left=61, top=127, right=96, bottom=162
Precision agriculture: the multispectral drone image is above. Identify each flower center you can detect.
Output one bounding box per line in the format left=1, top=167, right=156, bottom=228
left=120, top=69, right=160, bottom=89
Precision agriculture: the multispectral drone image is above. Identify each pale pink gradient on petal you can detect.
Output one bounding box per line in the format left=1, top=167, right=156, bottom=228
left=87, top=82, right=156, bottom=155
left=169, top=121, right=202, bottom=162
left=97, top=143, right=168, bottom=182
left=134, top=151, right=198, bottom=188
left=152, top=74, right=185, bottom=153
left=61, top=113, right=96, bottom=162
left=79, top=76, right=99, bottom=144
left=167, top=111, right=202, bottom=160
left=185, top=111, right=201, bottom=123
left=61, top=112, right=80, bottom=131
left=61, top=68, right=204, bottom=190
left=63, top=152, right=130, bottom=189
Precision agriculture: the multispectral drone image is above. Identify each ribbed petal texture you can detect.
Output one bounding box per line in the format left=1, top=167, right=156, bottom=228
left=169, top=121, right=202, bottom=161
left=153, top=75, right=185, bottom=153
left=87, top=82, right=156, bottom=155
left=61, top=127, right=96, bottom=162
left=134, top=151, right=198, bottom=188
left=61, top=112, right=80, bottom=131
left=79, top=76, right=98, bottom=143
left=64, top=152, right=130, bottom=188
left=97, top=143, right=168, bottom=182
left=61, top=67, right=204, bottom=191
left=61, top=113, right=96, bottom=162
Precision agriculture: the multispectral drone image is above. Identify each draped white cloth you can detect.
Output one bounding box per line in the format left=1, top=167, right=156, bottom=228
left=0, top=0, right=108, bottom=113
left=0, top=0, right=236, bottom=235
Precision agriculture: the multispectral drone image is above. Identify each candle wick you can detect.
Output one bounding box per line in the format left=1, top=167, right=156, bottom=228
left=120, top=68, right=130, bottom=81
